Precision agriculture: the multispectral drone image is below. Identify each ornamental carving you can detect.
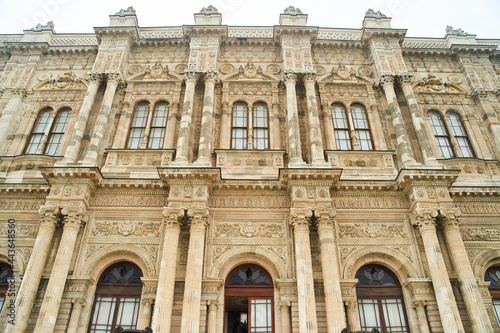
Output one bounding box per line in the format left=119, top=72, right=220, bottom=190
left=332, top=197, right=408, bottom=209
left=237, top=62, right=263, bottom=80
left=330, top=63, right=357, bottom=81
left=91, top=220, right=162, bottom=237
left=90, top=196, right=167, bottom=207
left=413, top=73, right=464, bottom=93
left=209, top=197, right=290, bottom=208
left=215, top=222, right=285, bottom=238
left=460, top=227, right=500, bottom=241
left=460, top=204, right=500, bottom=214
left=0, top=222, right=39, bottom=238
left=338, top=223, right=406, bottom=238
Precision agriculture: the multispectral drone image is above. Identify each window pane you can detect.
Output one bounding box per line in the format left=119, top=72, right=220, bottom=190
left=250, top=299, right=272, bottom=333
left=147, top=103, right=168, bottom=149
left=89, top=296, right=117, bottom=332
left=116, top=297, right=140, bottom=329
left=127, top=103, right=149, bottom=149
left=429, top=111, right=455, bottom=158
left=253, top=104, right=269, bottom=150
left=382, top=299, right=408, bottom=332
left=447, top=112, right=474, bottom=158
left=358, top=299, right=381, bottom=331
left=232, top=104, right=248, bottom=149
left=0, top=296, right=4, bottom=313
left=493, top=299, right=500, bottom=324
left=332, top=104, right=352, bottom=150
left=25, top=109, right=52, bottom=154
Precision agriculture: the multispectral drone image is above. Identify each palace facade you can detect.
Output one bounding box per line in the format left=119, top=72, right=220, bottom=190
left=1, top=5, right=500, bottom=333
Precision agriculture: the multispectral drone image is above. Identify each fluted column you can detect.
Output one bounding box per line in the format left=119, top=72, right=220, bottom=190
left=284, top=72, right=305, bottom=166
left=290, top=208, right=318, bottom=333
left=411, top=210, right=464, bottom=333
left=174, top=71, right=199, bottom=164
left=165, top=102, right=180, bottom=149
left=207, top=301, right=218, bottom=333
left=398, top=72, right=439, bottom=166
left=151, top=208, right=184, bottom=333
left=315, top=210, right=344, bottom=333
left=112, top=100, right=132, bottom=149
left=380, top=74, right=417, bottom=168
left=137, top=298, right=153, bottom=330
left=304, top=74, right=328, bottom=165
left=66, top=298, right=85, bottom=333
left=345, top=300, right=361, bottom=332
left=0, top=88, right=26, bottom=153
left=196, top=71, right=217, bottom=165
left=280, top=301, right=291, bottom=333
left=34, top=207, right=87, bottom=333
left=321, top=102, right=336, bottom=150
left=83, top=71, right=121, bottom=165
left=180, top=208, right=209, bottom=333
left=440, top=209, right=493, bottom=333
left=413, top=301, right=430, bottom=333
left=7, top=206, right=59, bottom=333
left=62, top=71, right=102, bottom=163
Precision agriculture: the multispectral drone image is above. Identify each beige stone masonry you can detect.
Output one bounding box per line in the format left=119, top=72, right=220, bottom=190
left=195, top=71, right=217, bottom=166
left=174, top=72, right=199, bottom=164
left=284, top=72, right=305, bottom=166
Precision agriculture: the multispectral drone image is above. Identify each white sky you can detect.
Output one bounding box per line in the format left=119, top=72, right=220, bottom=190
left=0, top=0, right=499, bottom=38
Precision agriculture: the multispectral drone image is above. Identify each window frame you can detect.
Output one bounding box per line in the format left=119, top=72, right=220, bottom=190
left=446, top=111, right=475, bottom=158
left=126, top=102, right=150, bottom=149
left=331, top=103, right=352, bottom=150
left=252, top=102, right=270, bottom=150
left=231, top=102, right=249, bottom=150
left=331, top=102, right=374, bottom=151
left=24, top=108, right=53, bottom=154
left=485, top=266, right=500, bottom=324
left=428, top=110, right=475, bottom=159
left=351, top=103, right=374, bottom=151
left=147, top=101, right=169, bottom=149
left=44, top=108, right=70, bottom=156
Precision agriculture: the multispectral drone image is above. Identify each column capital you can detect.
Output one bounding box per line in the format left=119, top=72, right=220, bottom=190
left=379, top=73, right=395, bottom=87
left=439, top=207, right=462, bottom=230
left=397, top=71, right=414, bottom=85
left=345, top=300, right=357, bottom=311
left=87, top=70, right=103, bottom=84
left=141, top=298, right=154, bottom=306
left=105, top=70, right=123, bottom=84
left=162, top=207, right=185, bottom=229
left=184, top=70, right=199, bottom=82
left=410, top=209, right=438, bottom=232
left=315, top=208, right=336, bottom=230
left=203, top=70, right=218, bottom=83
left=208, top=301, right=219, bottom=311
left=303, top=72, right=316, bottom=84
left=72, top=297, right=86, bottom=309
left=279, top=301, right=290, bottom=309
left=289, top=208, right=313, bottom=230
left=61, top=205, right=89, bottom=229
left=283, top=70, right=297, bottom=84
left=412, top=300, right=427, bottom=310
left=187, top=208, right=209, bottom=230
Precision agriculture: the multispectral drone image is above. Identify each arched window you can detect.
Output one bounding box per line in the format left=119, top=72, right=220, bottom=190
left=127, top=102, right=150, bottom=149
left=232, top=103, right=248, bottom=149
left=351, top=104, right=373, bottom=150
left=25, top=108, right=53, bottom=154
left=253, top=103, right=269, bottom=150
left=485, top=266, right=500, bottom=323
left=0, top=263, right=13, bottom=312
left=332, top=103, right=351, bottom=150
left=147, top=102, right=169, bottom=149
left=45, top=108, right=70, bottom=155
left=356, top=265, right=409, bottom=333
left=88, top=262, right=143, bottom=333
left=429, top=110, right=475, bottom=159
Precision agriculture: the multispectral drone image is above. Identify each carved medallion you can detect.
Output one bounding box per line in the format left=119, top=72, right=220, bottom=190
left=266, top=64, right=281, bottom=74
left=358, top=66, right=372, bottom=77
left=175, top=64, right=188, bottom=74
left=240, top=222, right=258, bottom=238
left=220, top=63, right=234, bottom=74
left=314, top=65, right=325, bottom=75
left=448, top=74, right=462, bottom=84
left=37, top=72, right=52, bottom=81
left=128, top=65, right=143, bottom=75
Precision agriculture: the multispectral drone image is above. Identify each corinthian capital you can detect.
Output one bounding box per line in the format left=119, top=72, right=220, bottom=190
left=187, top=208, right=209, bottom=229
left=38, top=204, right=61, bottom=226
left=379, top=73, right=394, bottom=87
left=315, top=208, right=336, bottom=230
left=11, top=87, right=27, bottom=99
left=303, top=72, right=316, bottom=84
left=184, top=70, right=199, bottom=82
left=398, top=71, right=413, bottom=85
left=410, top=208, right=438, bottom=232
left=61, top=205, right=89, bottom=229
left=105, top=71, right=123, bottom=84
left=439, top=207, right=462, bottom=230
left=87, top=71, right=103, bottom=84
left=203, top=70, right=218, bottom=82
left=162, top=207, right=185, bottom=229
left=283, top=70, right=297, bottom=84
left=289, top=208, right=313, bottom=230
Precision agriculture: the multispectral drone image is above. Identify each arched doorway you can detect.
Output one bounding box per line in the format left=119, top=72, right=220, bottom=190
left=225, top=265, right=274, bottom=333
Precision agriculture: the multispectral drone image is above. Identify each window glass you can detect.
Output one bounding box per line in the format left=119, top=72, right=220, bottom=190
left=332, top=104, right=351, bottom=150
left=351, top=104, right=373, bottom=150
left=148, top=102, right=169, bottom=149
left=253, top=103, right=269, bottom=150
left=447, top=112, right=474, bottom=158
left=232, top=103, right=248, bottom=149
left=45, top=109, right=70, bottom=156
left=429, top=111, right=454, bottom=158
left=127, top=103, right=149, bottom=149
left=25, top=109, right=52, bottom=154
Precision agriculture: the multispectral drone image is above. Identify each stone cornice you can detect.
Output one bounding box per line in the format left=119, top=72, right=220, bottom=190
left=361, top=28, right=407, bottom=46
left=396, top=169, right=460, bottom=189
left=39, top=166, right=103, bottom=187
left=93, top=26, right=139, bottom=45
left=158, top=167, right=221, bottom=185
left=279, top=168, right=342, bottom=186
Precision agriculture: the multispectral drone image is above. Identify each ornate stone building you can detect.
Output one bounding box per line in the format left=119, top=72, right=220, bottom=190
left=1, top=5, right=500, bottom=333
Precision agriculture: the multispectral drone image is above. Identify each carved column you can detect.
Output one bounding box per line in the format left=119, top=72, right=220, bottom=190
left=66, top=298, right=85, bottom=333
left=315, top=210, right=344, bottom=333
left=207, top=301, right=218, bottom=333
left=345, top=300, right=361, bottom=332
left=196, top=71, right=217, bottom=165
left=280, top=301, right=291, bottom=333
left=219, top=83, right=231, bottom=149
left=321, top=102, right=336, bottom=150
left=380, top=74, right=417, bottom=168
left=165, top=102, right=179, bottom=149
left=290, top=208, right=318, bottom=333
left=7, top=206, right=59, bottom=333
left=34, top=207, right=87, bottom=333
left=412, top=301, right=430, bottom=333
left=62, top=71, right=102, bottom=162
left=411, top=210, right=464, bottom=333
left=174, top=71, right=199, bottom=164
left=398, top=72, right=439, bottom=166
left=440, top=209, right=493, bottom=333
left=180, top=209, right=209, bottom=333
left=303, top=73, right=328, bottom=165
left=151, top=208, right=184, bottom=333
left=283, top=72, right=305, bottom=166
left=0, top=88, right=26, bottom=153
left=137, top=298, right=153, bottom=330
left=270, top=82, right=281, bottom=149
left=83, top=71, right=122, bottom=165
left=112, top=99, right=132, bottom=149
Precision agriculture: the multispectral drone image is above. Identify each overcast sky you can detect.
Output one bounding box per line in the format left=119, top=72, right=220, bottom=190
left=0, top=0, right=499, bottom=39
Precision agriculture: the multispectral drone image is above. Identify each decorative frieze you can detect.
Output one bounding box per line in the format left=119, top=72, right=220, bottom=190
left=337, top=222, right=406, bottom=239
left=214, top=222, right=285, bottom=238
left=326, top=150, right=397, bottom=179
left=91, top=220, right=162, bottom=237
left=460, top=226, right=500, bottom=241
left=215, top=149, right=285, bottom=179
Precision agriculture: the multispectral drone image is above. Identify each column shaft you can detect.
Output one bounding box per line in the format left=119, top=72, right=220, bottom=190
left=284, top=73, right=304, bottom=165
left=414, top=301, right=430, bottom=333
left=112, top=102, right=132, bottom=149
left=280, top=303, right=290, bottom=333
left=399, top=75, right=438, bottom=165
left=34, top=213, right=84, bottom=333
left=137, top=299, right=153, bottom=330
left=346, top=301, right=361, bottom=332
left=196, top=73, right=216, bottom=165
left=380, top=75, right=417, bottom=168
left=83, top=73, right=120, bottom=165
left=164, top=103, right=179, bottom=149
left=66, top=299, right=84, bottom=333
left=304, top=76, right=327, bottom=165
left=415, top=216, right=464, bottom=333
left=0, top=90, right=25, bottom=153
left=317, top=218, right=345, bottom=333
left=175, top=73, right=198, bottom=163
left=207, top=302, right=218, bottom=333
left=442, top=216, right=493, bottom=333
left=291, top=212, right=318, bottom=333
left=151, top=210, right=183, bottom=333
left=63, top=72, right=101, bottom=162
left=180, top=210, right=208, bottom=333
left=321, top=103, right=336, bottom=150
left=7, top=210, right=57, bottom=333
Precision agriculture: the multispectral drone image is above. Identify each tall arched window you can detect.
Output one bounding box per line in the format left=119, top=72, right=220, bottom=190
left=351, top=104, right=373, bottom=150
left=25, top=108, right=53, bottom=154
left=356, top=265, right=409, bottom=332
left=127, top=102, right=150, bottom=149
left=253, top=103, right=269, bottom=150
left=429, top=110, right=475, bottom=159
left=485, top=266, right=500, bottom=323
left=147, top=102, right=169, bottom=149
left=45, top=108, right=70, bottom=155
left=332, top=103, right=351, bottom=150
left=0, top=263, right=12, bottom=312
left=232, top=103, right=248, bottom=149
left=88, top=262, right=143, bottom=333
